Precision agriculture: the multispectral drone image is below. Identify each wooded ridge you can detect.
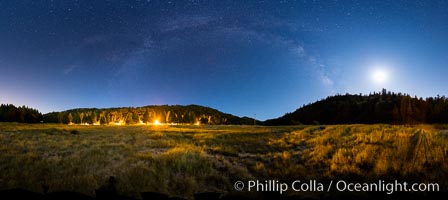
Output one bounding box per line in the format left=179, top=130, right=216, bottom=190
left=2, top=89, right=448, bottom=125
left=265, top=89, right=448, bottom=125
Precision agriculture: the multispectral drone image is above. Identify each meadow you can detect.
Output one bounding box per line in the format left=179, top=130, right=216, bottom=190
left=0, top=123, right=447, bottom=199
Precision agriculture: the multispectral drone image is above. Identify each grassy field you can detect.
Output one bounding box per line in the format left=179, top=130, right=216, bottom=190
left=0, top=123, right=447, bottom=199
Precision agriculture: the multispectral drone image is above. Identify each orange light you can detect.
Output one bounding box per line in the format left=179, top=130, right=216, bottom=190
left=154, top=120, right=161, bottom=125
left=114, top=120, right=124, bottom=126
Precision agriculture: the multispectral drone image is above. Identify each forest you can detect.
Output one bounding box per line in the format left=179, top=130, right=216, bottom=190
left=0, top=104, right=43, bottom=123
left=2, top=89, right=448, bottom=125
left=266, top=89, right=448, bottom=125
left=42, top=104, right=257, bottom=125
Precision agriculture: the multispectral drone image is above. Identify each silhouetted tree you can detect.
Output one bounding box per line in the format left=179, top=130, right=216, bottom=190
left=265, top=90, right=448, bottom=125
left=142, top=109, right=150, bottom=124
left=0, top=104, right=42, bottom=123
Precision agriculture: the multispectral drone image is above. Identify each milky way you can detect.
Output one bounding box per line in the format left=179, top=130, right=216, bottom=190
left=1, top=0, right=447, bottom=120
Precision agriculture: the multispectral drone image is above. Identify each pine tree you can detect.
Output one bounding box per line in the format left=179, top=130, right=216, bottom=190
left=68, top=113, right=73, bottom=124
left=392, top=105, right=400, bottom=123
left=92, top=112, right=98, bottom=124
left=143, top=109, right=150, bottom=124
left=79, top=112, right=84, bottom=124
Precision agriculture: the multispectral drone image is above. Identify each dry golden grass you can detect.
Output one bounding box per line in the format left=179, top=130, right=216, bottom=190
left=0, top=123, right=447, bottom=198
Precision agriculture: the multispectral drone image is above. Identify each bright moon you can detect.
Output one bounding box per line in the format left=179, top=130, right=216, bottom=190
left=371, top=68, right=389, bottom=84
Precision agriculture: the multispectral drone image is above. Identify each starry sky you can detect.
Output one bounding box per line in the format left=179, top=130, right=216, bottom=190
left=1, top=0, right=448, bottom=120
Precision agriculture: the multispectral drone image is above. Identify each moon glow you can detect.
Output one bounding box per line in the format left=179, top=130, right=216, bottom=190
left=371, top=68, right=389, bottom=84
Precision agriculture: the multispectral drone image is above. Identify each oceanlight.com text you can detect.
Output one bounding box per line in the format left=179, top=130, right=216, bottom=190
left=234, top=180, right=439, bottom=195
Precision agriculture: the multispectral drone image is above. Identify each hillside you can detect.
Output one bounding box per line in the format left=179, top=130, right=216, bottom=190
left=43, top=104, right=258, bottom=125
left=4, top=89, right=448, bottom=126
left=265, top=89, right=448, bottom=125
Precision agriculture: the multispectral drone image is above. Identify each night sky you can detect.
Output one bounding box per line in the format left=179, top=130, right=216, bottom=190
left=1, top=0, right=448, bottom=120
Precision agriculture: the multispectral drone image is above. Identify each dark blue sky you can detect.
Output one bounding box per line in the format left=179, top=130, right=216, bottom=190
left=1, top=0, right=448, bottom=120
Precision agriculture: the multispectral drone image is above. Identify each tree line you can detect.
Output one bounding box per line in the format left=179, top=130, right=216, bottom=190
left=4, top=89, right=448, bottom=125
left=265, top=89, right=448, bottom=125
left=43, top=104, right=256, bottom=125
left=0, top=104, right=43, bottom=123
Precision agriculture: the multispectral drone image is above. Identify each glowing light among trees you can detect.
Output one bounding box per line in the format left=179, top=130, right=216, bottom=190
left=114, top=120, right=124, bottom=126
